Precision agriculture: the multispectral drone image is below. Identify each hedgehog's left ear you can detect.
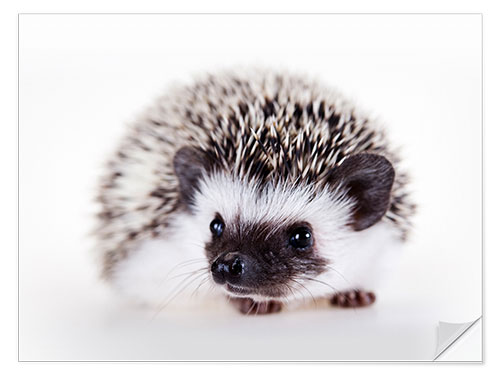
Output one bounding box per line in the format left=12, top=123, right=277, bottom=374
left=173, top=146, right=208, bottom=210
left=329, top=153, right=395, bottom=231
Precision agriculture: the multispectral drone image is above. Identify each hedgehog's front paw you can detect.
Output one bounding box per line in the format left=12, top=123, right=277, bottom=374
left=231, top=298, right=283, bottom=315
left=330, top=290, right=376, bottom=308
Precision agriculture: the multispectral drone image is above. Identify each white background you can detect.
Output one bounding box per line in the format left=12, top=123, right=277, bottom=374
left=4, top=0, right=500, bottom=374
left=17, top=14, right=482, bottom=361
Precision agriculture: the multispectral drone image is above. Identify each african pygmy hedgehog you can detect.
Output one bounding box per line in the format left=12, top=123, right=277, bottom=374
left=95, top=69, right=415, bottom=314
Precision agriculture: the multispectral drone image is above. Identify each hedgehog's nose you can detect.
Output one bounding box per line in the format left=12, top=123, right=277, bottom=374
left=211, top=252, right=244, bottom=285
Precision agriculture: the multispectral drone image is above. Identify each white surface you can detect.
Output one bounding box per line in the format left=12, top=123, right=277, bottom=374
left=18, top=14, right=482, bottom=360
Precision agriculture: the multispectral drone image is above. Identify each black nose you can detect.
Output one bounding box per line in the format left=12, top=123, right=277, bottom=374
left=211, top=252, right=244, bottom=285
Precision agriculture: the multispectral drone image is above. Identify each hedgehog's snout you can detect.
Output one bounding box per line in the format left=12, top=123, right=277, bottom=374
left=211, top=251, right=245, bottom=285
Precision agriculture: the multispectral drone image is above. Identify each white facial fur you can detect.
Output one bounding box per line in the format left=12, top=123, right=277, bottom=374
left=110, top=173, right=404, bottom=308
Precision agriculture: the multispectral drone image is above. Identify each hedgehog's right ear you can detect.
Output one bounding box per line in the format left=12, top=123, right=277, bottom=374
left=329, top=153, right=395, bottom=231
left=173, top=146, right=208, bottom=210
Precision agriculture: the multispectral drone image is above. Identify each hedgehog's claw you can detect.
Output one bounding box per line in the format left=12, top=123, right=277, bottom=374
left=330, top=290, right=376, bottom=308
left=231, top=297, right=283, bottom=315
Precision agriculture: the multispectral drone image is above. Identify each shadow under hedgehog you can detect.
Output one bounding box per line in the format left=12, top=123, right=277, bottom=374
left=95, top=70, right=415, bottom=315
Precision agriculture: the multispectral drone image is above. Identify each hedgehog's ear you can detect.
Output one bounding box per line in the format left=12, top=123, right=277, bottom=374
left=330, top=153, right=395, bottom=231
left=173, top=146, right=208, bottom=209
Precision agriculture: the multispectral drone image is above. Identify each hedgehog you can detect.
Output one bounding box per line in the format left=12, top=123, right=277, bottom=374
left=95, top=69, right=415, bottom=315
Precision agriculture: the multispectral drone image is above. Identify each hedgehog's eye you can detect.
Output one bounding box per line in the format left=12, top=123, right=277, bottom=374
left=210, top=217, right=224, bottom=237
left=289, top=227, right=313, bottom=250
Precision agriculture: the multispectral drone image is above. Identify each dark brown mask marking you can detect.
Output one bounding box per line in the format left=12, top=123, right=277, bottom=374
left=206, top=217, right=328, bottom=298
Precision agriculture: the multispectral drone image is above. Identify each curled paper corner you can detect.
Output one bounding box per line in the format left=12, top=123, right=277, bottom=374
left=434, top=317, right=482, bottom=361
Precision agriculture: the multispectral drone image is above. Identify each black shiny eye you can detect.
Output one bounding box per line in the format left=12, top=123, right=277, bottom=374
left=210, top=217, right=224, bottom=237
left=289, top=227, right=313, bottom=250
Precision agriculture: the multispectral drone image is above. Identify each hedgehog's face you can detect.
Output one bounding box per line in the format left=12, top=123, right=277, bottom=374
left=203, top=215, right=327, bottom=299
left=174, top=147, right=395, bottom=301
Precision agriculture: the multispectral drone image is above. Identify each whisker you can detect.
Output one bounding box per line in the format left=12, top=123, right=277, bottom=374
left=288, top=280, right=308, bottom=305
left=325, top=265, right=353, bottom=287
left=156, top=257, right=208, bottom=286
left=246, top=300, right=257, bottom=316
left=189, top=276, right=210, bottom=300
left=166, top=271, right=207, bottom=305
left=162, top=266, right=208, bottom=283
left=283, top=284, right=296, bottom=301
left=159, top=271, right=207, bottom=312
left=152, top=268, right=207, bottom=318
left=300, top=283, right=318, bottom=308
left=301, top=276, right=340, bottom=295
left=291, top=278, right=317, bottom=308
